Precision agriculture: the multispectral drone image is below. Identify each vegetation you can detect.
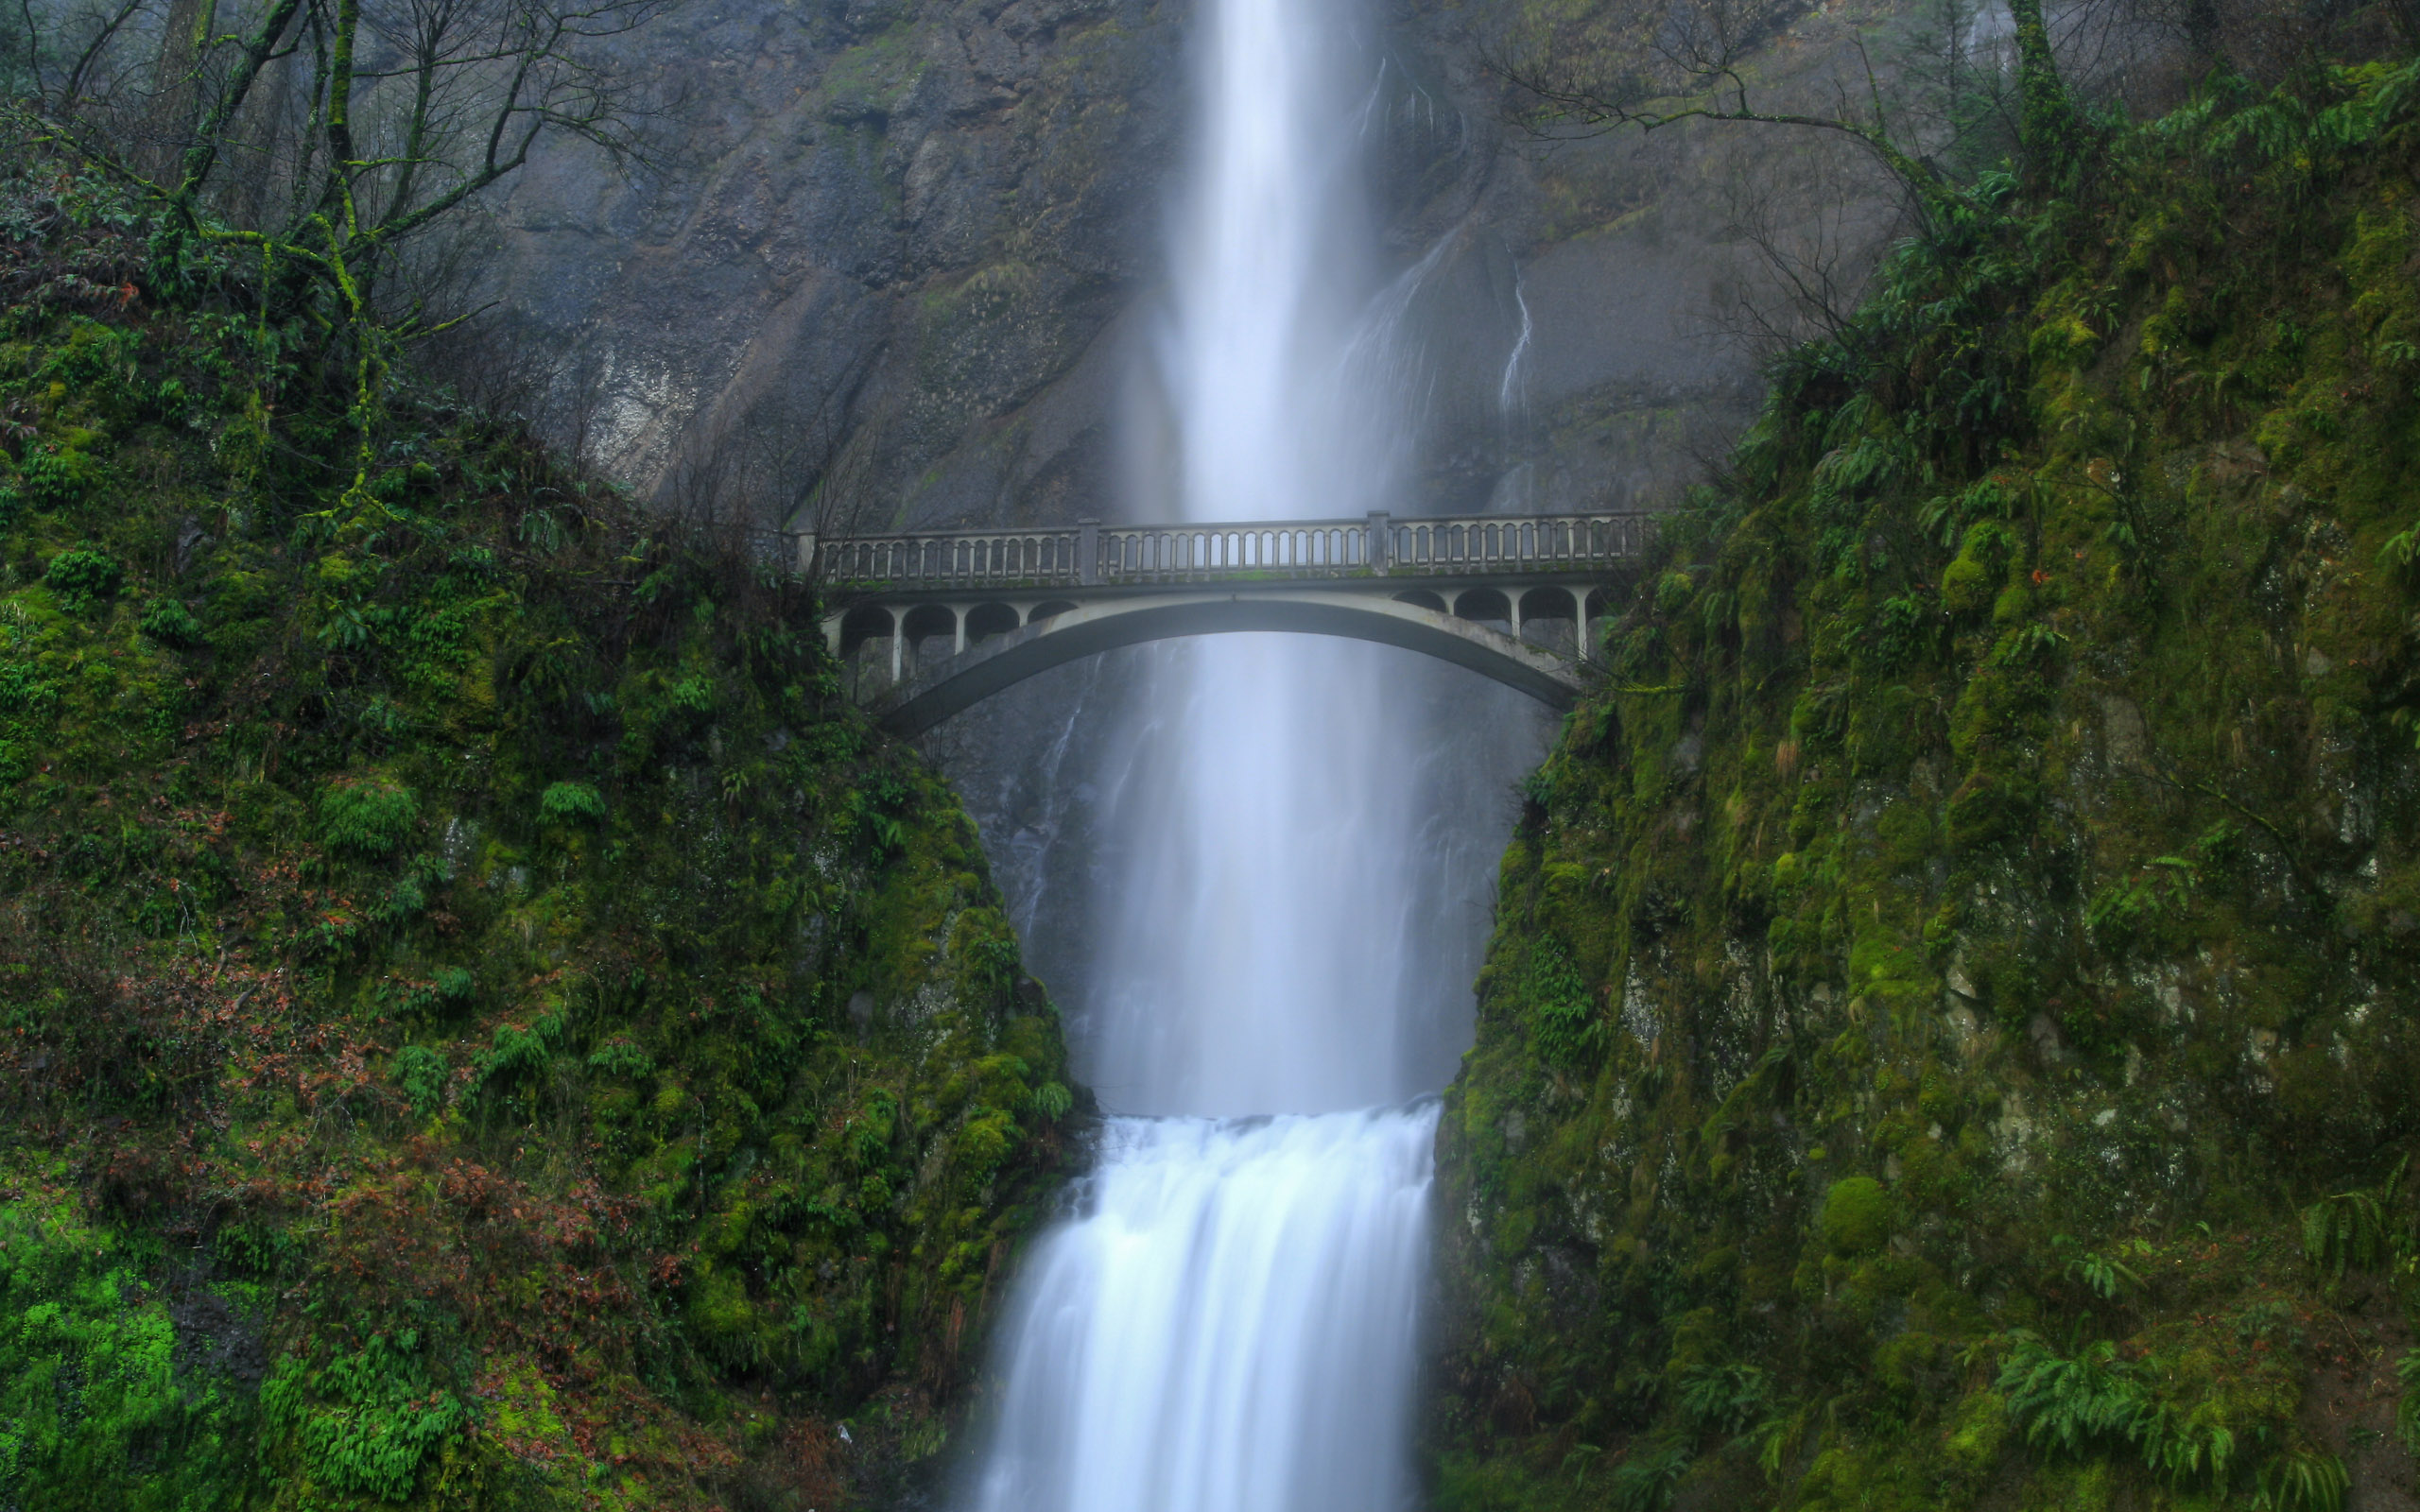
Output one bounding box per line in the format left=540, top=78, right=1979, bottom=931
left=0, top=142, right=1079, bottom=1509
left=1430, top=51, right=2420, bottom=1512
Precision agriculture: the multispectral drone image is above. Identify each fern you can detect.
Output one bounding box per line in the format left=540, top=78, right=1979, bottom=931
left=2301, top=1157, right=2411, bottom=1279
left=1677, top=1363, right=1772, bottom=1435
left=2000, top=1332, right=2245, bottom=1488
left=2061, top=1241, right=2144, bottom=1301
left=2254, top=1448, right=2349, bottom=1512
left=1999, top=1334, right=2147, bottom=1458
left=1523, top=937, right=1604, bottom=1071
left=1609, top=1441, right=1691, bottom=1512
left=2380, top=523, right=2420, bottom=574
left=2130, top=1397, right=2236, bottom=1486
left=2396, top=1350, right=2420, bottom=1453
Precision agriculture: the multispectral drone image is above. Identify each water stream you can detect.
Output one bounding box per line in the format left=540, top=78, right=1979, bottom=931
left=960, top=0, right=1537, bottom=1497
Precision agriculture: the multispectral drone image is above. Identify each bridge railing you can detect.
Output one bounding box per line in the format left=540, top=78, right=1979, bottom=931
left=791, top=510, right=1654, bottom=591
left=813, top=527, right=1089, bottom=587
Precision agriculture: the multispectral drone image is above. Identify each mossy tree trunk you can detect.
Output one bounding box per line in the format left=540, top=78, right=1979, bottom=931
left=2007, top=0, right=2077, bottom=178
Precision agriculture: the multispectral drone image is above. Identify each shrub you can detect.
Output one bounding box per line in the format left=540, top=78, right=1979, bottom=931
left=139, top=597, right=204, bottom=645
left=43, top=547, right=123, bottom=610
left=18, top=449, right=96, bottom=507
left=538, top=780, right=607, bottom=824
left=317, top=778, right=419, bottom=858
left=263, top=1332, right=465, bottom=1502
left=392, top=1045, right=447, bottom=1117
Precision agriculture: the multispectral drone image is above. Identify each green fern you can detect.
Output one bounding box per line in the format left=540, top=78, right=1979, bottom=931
left=2054, top=1234, right=2146, bottom=1300
left=1677, top=1363, right=1772, bottom=1435
left=2301, top=1157, right=2411, bottom=1279
left=2396, top=1350, right=2420, bottom=1453
left=2254, top=1448, right=2349, bottom=1512
left=1609, top=1441, right=1691, bottom=1512
left=1999, top=1333, right=2146, bottom=1458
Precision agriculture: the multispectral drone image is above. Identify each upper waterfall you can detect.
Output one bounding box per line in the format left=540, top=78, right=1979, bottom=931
left=1079, top=0, right=1442, bottom=1118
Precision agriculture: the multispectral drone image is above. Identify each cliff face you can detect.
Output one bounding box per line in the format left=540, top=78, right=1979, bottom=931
left=1428, top=62, right=2420, bottom=1512
left=0, top=171, right=1077, bottom=1509
left=475, top=0, right=1185, bottom=523
left=471, top=0, right=1852, bottom=529
left=455, top=0, right=1905, bottom=1058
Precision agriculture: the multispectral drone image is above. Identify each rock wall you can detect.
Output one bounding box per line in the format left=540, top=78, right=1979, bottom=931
left=473, top=0, right=1902, bottom=530
left=483, top=0, right=1185, bottom=525
left=1423, top=61, right=2420, bottom=1512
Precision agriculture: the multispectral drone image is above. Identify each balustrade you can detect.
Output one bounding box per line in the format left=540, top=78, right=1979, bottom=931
left=789, top=510, right=1653, bottom=591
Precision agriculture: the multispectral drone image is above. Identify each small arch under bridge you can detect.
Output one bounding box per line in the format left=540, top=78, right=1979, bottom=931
left=791, top=511, right=1653, bottom=737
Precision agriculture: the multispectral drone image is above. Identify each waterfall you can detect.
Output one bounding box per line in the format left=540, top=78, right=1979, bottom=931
left=966, top=1108, right=1439, bottom=1511
left=960, top=0, right=1540, bottom=1496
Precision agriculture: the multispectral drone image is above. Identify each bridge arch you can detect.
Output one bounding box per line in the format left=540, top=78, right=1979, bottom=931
left=965, top=601, right=1022, bottom=644
left=838, top=604, right=894, bottom=657
left=856, top=590, right=1589, bottom=737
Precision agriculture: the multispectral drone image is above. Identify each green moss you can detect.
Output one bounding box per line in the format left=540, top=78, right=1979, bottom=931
left=1819, top=1177, right=1891, bottom=1254
left=0, top=163, right=1080, bottom=1509
left=1430, top=58, right=2420, bottom=1512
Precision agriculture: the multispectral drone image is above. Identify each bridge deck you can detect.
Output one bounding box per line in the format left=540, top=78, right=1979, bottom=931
left=776, top=509, right=1653, bottom=593
left=791, top=510, right=1658, bottom=731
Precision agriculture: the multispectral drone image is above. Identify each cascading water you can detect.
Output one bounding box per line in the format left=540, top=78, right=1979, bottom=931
left=962, top=0, right=1539, bottom=1499
left=967, top=1108, right=1439, bottom=1510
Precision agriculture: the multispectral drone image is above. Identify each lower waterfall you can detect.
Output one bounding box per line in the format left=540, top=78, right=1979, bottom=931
left=966, top=1107, right=1440, bottom=1512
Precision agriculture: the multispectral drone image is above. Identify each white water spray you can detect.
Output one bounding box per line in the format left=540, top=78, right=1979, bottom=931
left=967, top=1108, right=1439, bottom=1511
left=961, top=0, right=1525, bottom=1497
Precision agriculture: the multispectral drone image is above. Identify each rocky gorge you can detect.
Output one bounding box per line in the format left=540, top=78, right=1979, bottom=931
left=3, top=0, right=2419, bottom=1498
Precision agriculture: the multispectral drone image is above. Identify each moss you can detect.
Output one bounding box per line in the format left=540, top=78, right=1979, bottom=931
left=1818, top=1177, right=1891, bottom=1254
left=1430, top=59, right=2420, bottom=1512
left=0, top=166, right=1080, bottom=1509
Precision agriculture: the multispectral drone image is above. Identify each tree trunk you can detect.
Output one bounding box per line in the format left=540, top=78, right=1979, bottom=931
left=142, top=0, right=203, bottom=181
left=2005, top=0, right=2074, bottom=175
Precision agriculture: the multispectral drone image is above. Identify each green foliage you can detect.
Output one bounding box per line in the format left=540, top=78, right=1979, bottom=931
left=1432, top=54, right=2420, bottom=1512
left=1998, top=1333, right=2243, bottom=1485
left=2055, top=1235, right=2145, bottom=1300
left=2396, top=1350, right=2420, bottom=1453
left=2254, top=1448, right=2349, bottom=1512
left=1677, top=1362, right=1772, bottom=1435
left=0, top=1177, right=256, bottom=1510
left=42, top=547, right=122, bottom=611
left=263, top=1332, right=465, bottom=1502
left=2300, top=1160, right=2411, bottom=1280
left=537, top=780, right=607, bottom=824
left=1609, top=1440, right=1691, bottom=1512
left=392, top=1044, right=447, bottom=1116
left=0, top=162, right=1078, bottom=1507
left=1520, top=936, right=1604, bottom=1070
left=317, top=778, right=420, bottom=858
left=19, top=448, right=97, bottom=507
left=585, top=1038, right=653, bottom=1079
left=138, top=597, right=205, bottom=646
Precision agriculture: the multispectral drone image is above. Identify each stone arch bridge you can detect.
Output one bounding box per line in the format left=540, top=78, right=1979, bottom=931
left=784, top=511, right=1653, bottom=736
